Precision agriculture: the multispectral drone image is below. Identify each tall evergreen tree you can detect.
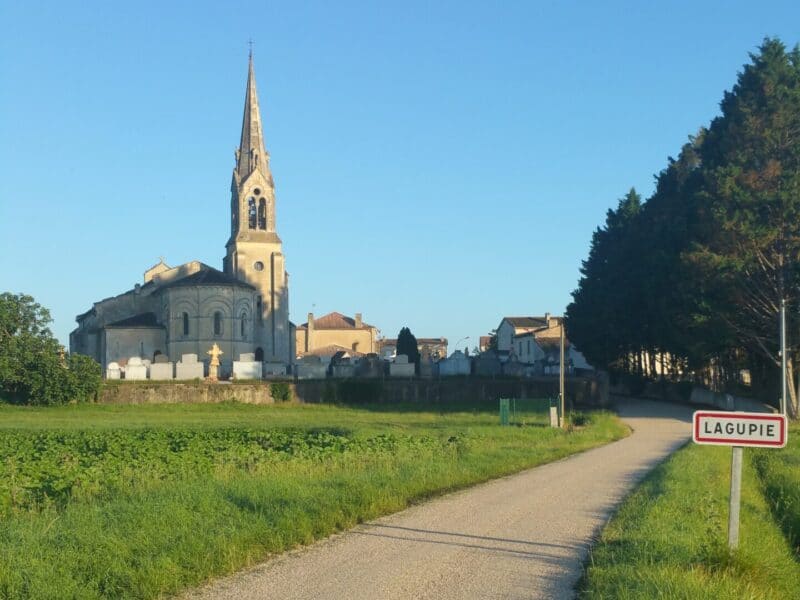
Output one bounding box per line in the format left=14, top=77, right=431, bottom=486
left=396, top=327, right=420, bottom=373
left=688, top=38, right=800, bottom=416
left=567, top=188, right=642, bottom=374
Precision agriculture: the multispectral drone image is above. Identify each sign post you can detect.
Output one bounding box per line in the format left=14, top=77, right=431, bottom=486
left=727, top=446, right=743, bottom=549
left=693, top=410, right=787, bottom=550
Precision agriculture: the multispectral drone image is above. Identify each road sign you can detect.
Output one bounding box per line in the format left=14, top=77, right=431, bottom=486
left=693, top=411, right=787, bottom=448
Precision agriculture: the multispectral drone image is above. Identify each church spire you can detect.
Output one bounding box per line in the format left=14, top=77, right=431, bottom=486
left=236, top=52, right=271, bottom=184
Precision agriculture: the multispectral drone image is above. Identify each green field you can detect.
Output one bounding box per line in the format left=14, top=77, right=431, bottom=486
left=579, top=422, right=800, bottom=599
left=0, top=400, right=627, bottom=599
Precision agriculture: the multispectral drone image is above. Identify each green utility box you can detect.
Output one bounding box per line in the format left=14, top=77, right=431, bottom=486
left=499, top=398, right=510, bottom=426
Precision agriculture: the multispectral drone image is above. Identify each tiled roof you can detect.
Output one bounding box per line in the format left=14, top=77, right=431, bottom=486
left=504, top=316, right=547, bottom=328
left=107, top=312, right=163, bottom=328
left=301, top=344, right=365, bottom=358
left=159, top=268, right=255, bottom=290
left=299, top=312, right=373, bottom=330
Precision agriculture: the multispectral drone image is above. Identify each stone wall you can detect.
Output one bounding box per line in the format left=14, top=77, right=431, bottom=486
left=98, top=376, right=608, bottom=407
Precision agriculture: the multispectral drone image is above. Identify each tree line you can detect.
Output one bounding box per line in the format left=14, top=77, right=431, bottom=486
left=566, top=39, right=800, bottom=417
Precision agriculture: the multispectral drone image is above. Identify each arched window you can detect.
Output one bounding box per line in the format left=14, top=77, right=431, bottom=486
left=248, top=198, right=257, bottom=229
left=182, top=312, right=189, bottom=336
left=240, top=311, right=247, bottom=338
left=256, top=296, right=263, bottom=323
left=214, top=311, right=223, bottom=336
left=258, top=198, right=267, bottom=230
left=255, top=347, right=264, bottom=362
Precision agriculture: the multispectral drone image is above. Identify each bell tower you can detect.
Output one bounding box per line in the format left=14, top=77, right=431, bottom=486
left=224, top=52, right=290, bottom=364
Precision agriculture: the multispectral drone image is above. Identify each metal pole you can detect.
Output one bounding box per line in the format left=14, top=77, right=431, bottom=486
left=559, top=320, right=566, bottom=428
left=728, top=446, right=743, bottom=550
left=781, top=297, right=787, bottom=416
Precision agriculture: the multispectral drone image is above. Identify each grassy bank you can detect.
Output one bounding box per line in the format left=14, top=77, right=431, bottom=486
left=0, top=400, right=626, bottom=599
left=752, top=422, right=800, bottom=556
left=578, top=438, right=800, bottom=599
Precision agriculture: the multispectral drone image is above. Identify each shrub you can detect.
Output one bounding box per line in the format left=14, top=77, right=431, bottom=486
left=270, top=382, right=292, bottom=403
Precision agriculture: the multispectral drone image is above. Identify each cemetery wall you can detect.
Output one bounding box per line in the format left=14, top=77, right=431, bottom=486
left=98, top=376, right=608, bottom=407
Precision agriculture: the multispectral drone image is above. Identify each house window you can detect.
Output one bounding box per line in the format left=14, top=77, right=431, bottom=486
left=182, top=312, right=189, bottom=336
left=258, top=198, right=267, bottom=230
left=256, top=296, right=262, bottom=322
left=214, top=311, right=223, bottom=336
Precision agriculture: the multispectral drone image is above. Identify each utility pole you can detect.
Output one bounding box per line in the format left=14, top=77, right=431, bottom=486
left=780, top=297, right=787, bottom=416
left=559, top=318, right=566, bottom=428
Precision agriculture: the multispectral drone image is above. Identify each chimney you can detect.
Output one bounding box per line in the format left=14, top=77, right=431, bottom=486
left=545, top=312, right=552, bottom=328
left=306, top=313, right=314, bottom=352
left=355, top=313, right=363, bottom=329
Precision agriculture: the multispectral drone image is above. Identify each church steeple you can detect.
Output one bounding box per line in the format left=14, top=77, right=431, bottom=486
left=224, top=50, right=290, bottom=365
left=235, top=53, right=273, bottom=186
left=227, top=52, right=279, bottom=242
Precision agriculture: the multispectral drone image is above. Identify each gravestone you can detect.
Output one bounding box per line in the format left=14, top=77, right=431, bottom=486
left=263, top=362, right=287, bottom=377
left=175, top=354, right=204, bottom=380
left=106, top=362, right=121, bottom=380
left=124, top=357, right=147, bottom=380
left=149, top=362, right=174, bottom=380
left=233, top=352, right=262, bottom=380
left=295, top=355, right=328, bottom=379
left=355, top=353, right=383, bottom=378
left=389, top=354, right=415, bottom=378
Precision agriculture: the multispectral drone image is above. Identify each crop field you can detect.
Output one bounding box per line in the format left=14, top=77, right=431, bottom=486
left=578, top=421, right=800, bottom=600
left=0, top=399, right=627, bottom=599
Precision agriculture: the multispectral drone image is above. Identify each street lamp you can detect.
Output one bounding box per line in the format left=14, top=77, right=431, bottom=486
left=453, top=336, right=470, bottom=354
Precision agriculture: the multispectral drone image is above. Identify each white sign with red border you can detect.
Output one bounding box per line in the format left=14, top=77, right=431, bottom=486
left=693, top=411, right=788, bottom=448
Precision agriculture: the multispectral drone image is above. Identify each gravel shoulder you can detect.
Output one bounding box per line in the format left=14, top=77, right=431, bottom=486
left=185, top=399, right=693, bottom=600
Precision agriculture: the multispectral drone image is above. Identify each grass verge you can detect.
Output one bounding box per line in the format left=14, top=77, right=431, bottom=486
left=578, top=440, right=800, bottom=599
left=752, top=422, right=800, bottom=557
left=0, top=400, right=626, bottom=599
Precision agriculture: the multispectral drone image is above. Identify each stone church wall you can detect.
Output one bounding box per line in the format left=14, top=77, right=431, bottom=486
left=104, top=327, right=166, bottom=367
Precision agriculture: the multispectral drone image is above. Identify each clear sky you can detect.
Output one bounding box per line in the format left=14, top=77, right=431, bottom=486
left=1, top=1, right=799, bottom=353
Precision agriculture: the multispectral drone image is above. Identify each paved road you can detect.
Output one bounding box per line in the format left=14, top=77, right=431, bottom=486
left=185, top=399, right=693, bottom=600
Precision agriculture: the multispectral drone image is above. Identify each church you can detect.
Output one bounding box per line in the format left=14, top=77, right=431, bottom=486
left=69, top=55, right=294, bottom=376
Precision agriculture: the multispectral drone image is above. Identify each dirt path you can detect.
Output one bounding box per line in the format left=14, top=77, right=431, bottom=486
left=185, top=398, right=693, bottom=599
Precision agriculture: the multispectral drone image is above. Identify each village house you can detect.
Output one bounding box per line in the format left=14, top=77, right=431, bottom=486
left=295, top=312, right=379, bottom=359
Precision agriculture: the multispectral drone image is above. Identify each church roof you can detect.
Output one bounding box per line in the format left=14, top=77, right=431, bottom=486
left=159, top=268, right=255, bottom=290
left=107, top=312, right=162, bottom=328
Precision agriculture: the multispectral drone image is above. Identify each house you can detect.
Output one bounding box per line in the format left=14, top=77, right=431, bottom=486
left=295, top=312, right=378, bottom=358
left=496, top=314, right=561, bottom=360
left=494, top=313, right=593, bottom=374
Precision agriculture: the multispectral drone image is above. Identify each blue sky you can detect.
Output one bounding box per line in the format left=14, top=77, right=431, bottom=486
left=1, top=1, right=799, bottom=352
